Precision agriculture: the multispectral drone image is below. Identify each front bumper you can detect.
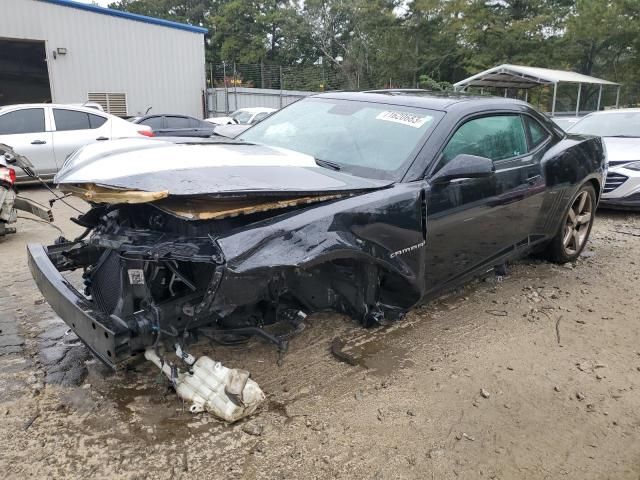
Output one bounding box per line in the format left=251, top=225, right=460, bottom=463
left=27, top=243, right=132, bottom=369
left=601, top=166, right=640, bottom=210
left=599, top=193, right=640, bottom=209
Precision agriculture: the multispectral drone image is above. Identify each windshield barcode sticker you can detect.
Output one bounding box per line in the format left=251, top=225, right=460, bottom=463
left=376, top=111, right=430, bottom=128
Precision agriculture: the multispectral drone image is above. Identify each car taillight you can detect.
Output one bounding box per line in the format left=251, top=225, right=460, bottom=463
left=0, top=167, right=16, bottom=185
left=138, top=129, right=154, bottom=137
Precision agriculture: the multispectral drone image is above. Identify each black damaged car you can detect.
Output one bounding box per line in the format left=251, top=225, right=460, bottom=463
left=28, top=91, right=605, bottom=369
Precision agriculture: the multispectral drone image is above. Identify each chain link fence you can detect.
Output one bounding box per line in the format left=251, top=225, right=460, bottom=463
left=206, top=62, right=386, bottom=93
left=205, top=62, right=402, bottom=116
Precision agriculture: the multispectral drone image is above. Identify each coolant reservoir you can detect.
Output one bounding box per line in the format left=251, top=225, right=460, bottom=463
left=145, top=349, right=265, bottom=423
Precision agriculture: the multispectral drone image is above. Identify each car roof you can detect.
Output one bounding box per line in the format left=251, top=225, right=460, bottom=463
left=0, top=103, right=109, bottom=115
left=236, top=107, right=277, bottom=113
left=312, top=90, right=530, bottom=112
left=582, top=108, right=640, bottom=116
left=140, top=114, right=197, bottom=118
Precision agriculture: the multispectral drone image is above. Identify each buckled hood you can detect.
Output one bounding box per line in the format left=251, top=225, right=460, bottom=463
left=55, top=138, right=392, bottom=197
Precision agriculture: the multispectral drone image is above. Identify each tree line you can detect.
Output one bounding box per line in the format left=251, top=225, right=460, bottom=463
left=108, top=0, right=639, bottom=105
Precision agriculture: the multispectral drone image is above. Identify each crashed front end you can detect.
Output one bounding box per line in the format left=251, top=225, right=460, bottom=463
left=28, top=194, right=335, bottom=368
left=28, top=139, right=426, bottom=371
left=28, top=201, right=227, bottom=368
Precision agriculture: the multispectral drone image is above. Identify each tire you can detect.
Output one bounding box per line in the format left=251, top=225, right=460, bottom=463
left=542, top=183, right=596, bottom=263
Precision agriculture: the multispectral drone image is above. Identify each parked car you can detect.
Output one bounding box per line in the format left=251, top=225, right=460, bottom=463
left=552, top=116, right=581, bottom=130
left=206, top=107, right=276, bottom=126
left=68, top=102, right=105, bottom=112
left=131, top=114, right=214, bottom=138
left=27, top=92, right=604, bottom=370
left=0, top=104, right=153, bottom=180
left=213, top=123, right=251, bottom=138
left=566, top=108, right=640, bottom=209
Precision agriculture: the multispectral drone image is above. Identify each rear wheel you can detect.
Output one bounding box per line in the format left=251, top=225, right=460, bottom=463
left=543, top=184, right=596, bottom=263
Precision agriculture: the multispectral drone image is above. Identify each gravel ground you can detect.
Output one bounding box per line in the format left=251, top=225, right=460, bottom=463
left=1, top=186, right=639, bottom=480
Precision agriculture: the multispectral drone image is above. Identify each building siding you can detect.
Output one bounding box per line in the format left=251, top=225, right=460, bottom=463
left=0, top=0, right=206, bottom=117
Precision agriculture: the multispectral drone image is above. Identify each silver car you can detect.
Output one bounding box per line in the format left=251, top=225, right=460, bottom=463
left=567, top=109, right=640, bottom=209
left=0, top=103, right=152, bottom=180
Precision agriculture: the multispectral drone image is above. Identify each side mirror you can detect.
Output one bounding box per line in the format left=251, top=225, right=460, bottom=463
left=431, top=154, right=495, bottom=184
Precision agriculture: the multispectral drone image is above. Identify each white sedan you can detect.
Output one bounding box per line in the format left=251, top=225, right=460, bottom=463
left=567, top=108, right=640, bottom=209
left=206, top=107, right=276, bottom=126
left=0, top=103, right=153, bottom=180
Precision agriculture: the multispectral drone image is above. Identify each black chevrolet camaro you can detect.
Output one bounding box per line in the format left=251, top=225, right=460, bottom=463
left=28, top=91, right=605, bottom=369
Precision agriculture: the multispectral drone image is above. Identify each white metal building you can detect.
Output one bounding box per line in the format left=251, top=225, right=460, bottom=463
left=0, top=0, right=207, bottom=117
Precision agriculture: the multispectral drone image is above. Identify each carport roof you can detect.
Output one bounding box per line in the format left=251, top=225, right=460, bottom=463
left=454, top=64, right=619, bottom=90
left=41, top=0, right=208, bottom=34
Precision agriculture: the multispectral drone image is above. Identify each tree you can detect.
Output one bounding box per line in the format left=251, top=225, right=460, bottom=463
left=564, top=0, right=640, bottom=105
left=106, top=0, right=640, bottom=105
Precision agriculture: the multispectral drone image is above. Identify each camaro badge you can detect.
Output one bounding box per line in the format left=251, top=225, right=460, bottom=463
left=390, top=241, right=426, bottom=258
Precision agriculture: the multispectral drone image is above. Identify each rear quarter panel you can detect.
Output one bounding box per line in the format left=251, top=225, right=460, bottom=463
left=534, top=134, right=605, bottom=236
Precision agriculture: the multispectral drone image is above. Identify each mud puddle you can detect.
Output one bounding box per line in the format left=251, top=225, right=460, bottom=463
left=331, top=322, right=417, bottom=375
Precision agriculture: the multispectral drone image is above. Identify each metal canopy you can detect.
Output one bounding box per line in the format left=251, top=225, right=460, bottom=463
left=454, top=64, right=621, bottom=116
left=454, top=64, right=619, bottom=90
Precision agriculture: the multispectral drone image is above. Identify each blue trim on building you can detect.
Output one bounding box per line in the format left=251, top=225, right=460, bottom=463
left=41, top=0, right=208, bottom=34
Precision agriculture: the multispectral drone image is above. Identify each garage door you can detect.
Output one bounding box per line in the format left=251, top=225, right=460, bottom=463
left=0, top=38, right=52, bottom=106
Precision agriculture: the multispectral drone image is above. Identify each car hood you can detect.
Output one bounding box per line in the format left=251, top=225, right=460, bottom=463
left=214, top=124, right=250, bottom=139
left=205, top=116, right=233, bottom=125
left=54, top=138, right=392, bottom=197
left=602, top=137, right=640, bottom=165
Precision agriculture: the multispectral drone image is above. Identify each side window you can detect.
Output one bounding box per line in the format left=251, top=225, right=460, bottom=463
left=525, top=116, right=550, bottom=148
left=0, top=108, right=45, bottom=134
left=89, top=113, right=107, bottom=129
left=232, top=111, right=253, bottom=124
left=165, top=116, right=191, bottom=129
left=53, top=109, right=91, bottom=131
left=140, top=116, right=164, bottom=129
left=441, top=115, right=527, bottom=164
left=253, top=112, right=269, bottom=123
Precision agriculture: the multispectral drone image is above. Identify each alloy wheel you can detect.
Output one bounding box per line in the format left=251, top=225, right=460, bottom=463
left=562, top=190, right=593, bottom=256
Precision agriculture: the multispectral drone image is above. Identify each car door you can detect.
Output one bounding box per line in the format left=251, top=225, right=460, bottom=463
left=51, top=108, right=110, bottom=167
left=164, top=115, right=196, bottom=137
left=0, top=107, right=55, bottom=177
left=137, top=115, right=165, bottom=135
left=194, top=118, right=214, bottom=137
left=424, top=113, right=541, bottom=292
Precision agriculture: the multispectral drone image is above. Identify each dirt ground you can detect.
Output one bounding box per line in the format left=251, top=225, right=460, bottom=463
left=1, top=186, right=639, bottom=480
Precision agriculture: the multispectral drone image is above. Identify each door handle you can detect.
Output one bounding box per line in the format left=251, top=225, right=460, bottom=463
left=96, top=136, right=109, bottom=141
left=31, top=140, right=46, bottom=145
left=527, top=174, right=541, bottom=185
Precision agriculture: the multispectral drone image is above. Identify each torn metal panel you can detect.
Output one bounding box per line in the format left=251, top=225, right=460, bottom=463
left=60, top=183, right=169, bottom=204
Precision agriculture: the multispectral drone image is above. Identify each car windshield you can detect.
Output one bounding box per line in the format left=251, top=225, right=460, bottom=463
left=231, top=110, right=254, bottom=124
left=239, top=97, right=442, bottom=180
left=567, top=111, right=640, bottom=137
